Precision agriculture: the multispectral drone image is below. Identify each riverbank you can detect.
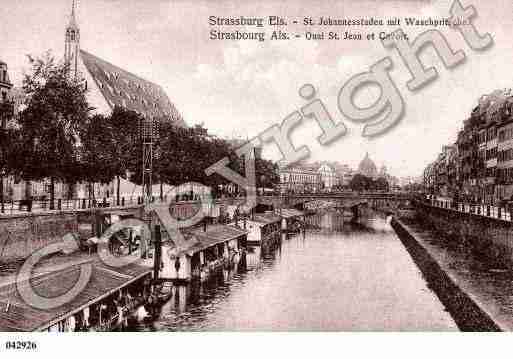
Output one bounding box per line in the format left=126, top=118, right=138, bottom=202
left=391, top=217, right=509, bottom=331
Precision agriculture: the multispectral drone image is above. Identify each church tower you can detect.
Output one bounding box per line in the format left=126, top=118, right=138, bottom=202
left=64, top=0, right=80, bottom=78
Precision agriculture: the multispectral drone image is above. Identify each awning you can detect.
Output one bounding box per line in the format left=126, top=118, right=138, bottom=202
left=171, top=225, right=249, bottom=257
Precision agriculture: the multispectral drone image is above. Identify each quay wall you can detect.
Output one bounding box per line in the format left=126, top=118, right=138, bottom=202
left=415, top=202, right=513, bottom=267
left=0, top=212, right=78, bottom=262
left=391, top=218, right=503, bottom=331
left=0, top=198, right=247, bottom=263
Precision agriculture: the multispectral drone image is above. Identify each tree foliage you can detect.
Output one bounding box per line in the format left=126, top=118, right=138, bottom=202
left=17, top=51, right=90, bottom=201
left=350, top=174, right=389, bottom=191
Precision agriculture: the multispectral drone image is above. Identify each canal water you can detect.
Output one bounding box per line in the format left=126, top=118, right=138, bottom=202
left=137, top=212, right=457, bottom=331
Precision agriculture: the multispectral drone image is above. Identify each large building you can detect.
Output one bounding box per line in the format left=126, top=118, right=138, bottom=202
left=279, top=161, right=356, bottom=193
left=279, top=165, right=321, bottom=193
left=497, top=118, right=513, bottom=200
left=0, top=60, right=13, bottom=129
left=63, top=1, right=185, bottom=199
left=425, top=89, right=513, bottom=205
left=8, top=2, right=186, bottom=201
left=0, top=61, right=12, bottom=104
left=357, top=153, right=378, bottom=179
left=64, top=2, right=184, bottom=125
left=317, top=163, right=339, bottom=190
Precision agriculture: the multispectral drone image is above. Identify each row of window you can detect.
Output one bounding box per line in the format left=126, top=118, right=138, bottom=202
left=1, top=69, right=7, bottom=84
left=497, top=167, right=513, bottom=183
left=486, top=167, right=496, bottom=177
left=486, top=147, right=498, bottom=160
left=478, top=128, right=497, bottom=144
left=498, top=127, right=513, bottom=142
left=281, top=173, right=319, bottom=183
left=498, top=148, right=513, bottom=162
left=98, top=81, right=163, bottom=109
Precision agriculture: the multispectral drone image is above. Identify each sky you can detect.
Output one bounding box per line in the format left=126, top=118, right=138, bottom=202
left=1, top=0, right=512, bottom=178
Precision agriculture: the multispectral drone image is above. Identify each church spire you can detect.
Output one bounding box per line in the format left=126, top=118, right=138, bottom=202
left=65, top=0, right=80, bottom=78
left=68, top=0, right=78, bottom=29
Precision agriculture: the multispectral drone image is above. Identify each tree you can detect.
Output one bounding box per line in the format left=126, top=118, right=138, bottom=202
left=18, top=51, right=91, bottom=208
left=350, top=174, right=372, bottom=191
left=374, top=177, right=389, bottom=191
left=157, top=123, right=232, bottom=197
left=256, top=158, right=279, bottom=190
left=80, top=114, right=119, bottom=199
left=107, top=107, right=142, bottom=204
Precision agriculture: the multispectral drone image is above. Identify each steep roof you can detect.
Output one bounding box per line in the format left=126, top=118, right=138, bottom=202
left=80, top=50, right=185, bottom=126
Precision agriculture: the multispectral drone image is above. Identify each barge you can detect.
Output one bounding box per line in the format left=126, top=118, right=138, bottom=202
left=242, top=213, right=281, bottom=246
left=157, top=224, right=249, bottom=283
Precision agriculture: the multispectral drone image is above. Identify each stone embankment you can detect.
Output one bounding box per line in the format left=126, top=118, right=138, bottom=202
left=392, top=217, right=506, bottom=331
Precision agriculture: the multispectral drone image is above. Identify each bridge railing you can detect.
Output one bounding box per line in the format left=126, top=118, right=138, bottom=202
left=425, top=197, right=513, bottom=222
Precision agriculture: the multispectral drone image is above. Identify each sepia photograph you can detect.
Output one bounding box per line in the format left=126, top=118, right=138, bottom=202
left=0, top=0, right=512, bottom=356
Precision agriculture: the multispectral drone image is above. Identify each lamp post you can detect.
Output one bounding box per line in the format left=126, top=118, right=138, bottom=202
left=139, top=116, right=158, bottom=259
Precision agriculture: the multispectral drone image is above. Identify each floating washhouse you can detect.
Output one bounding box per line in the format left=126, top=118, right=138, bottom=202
left=278, top=208, right=305, bottom=232
left=0, top=260, right=152, bottom=332
left=242, top=212, right=281, bottom=245
left=159, top=224, right=248, bottom=282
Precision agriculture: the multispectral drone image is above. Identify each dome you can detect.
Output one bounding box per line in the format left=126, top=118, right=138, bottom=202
left=358, top=152, right=377, bottom=178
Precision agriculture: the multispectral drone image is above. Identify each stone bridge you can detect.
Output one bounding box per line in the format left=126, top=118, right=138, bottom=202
left=51, top=192, right=412, bottom=223
left=257, top=192, right=412, bottom=212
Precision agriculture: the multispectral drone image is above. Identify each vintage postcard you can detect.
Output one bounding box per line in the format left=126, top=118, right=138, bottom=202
left=0, top=0, right=510, bottom=357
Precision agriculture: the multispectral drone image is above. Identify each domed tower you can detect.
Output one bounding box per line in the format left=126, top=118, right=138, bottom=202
left=64, top=0, right=80, bottom=78
left=379, top=164, right=387, bottom=177
left=358, top=152, right=378, bottom=178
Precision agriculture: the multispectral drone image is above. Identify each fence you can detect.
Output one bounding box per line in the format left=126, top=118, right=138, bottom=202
left=428, top=197, right=512, bottom=222
left=0, top=194, right=174, bottom=215
left=0, top=192, right=245, bottom=216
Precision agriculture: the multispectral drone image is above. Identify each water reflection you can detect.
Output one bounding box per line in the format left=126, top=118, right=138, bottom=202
left=135, top=211, right=455, bottom=331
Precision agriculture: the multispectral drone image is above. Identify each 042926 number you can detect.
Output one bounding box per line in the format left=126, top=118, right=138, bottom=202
left=5, top=341, right=37, bottom=350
